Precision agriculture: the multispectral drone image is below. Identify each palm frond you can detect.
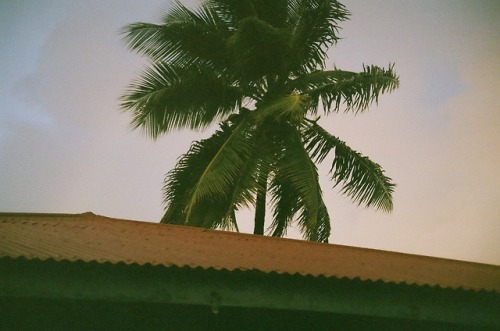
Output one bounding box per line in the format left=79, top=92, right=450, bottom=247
left=120, top=63, right=242, bottom=138
left=122, top=2, right=230, bottom=70
left=255, top=94, right=310, bottom=124
left=226, top=16, right=291, bottom=82
left=269, top=172, right=331, bottom=242
left=210, top=0, right=290, bottom=27
left=269, top=123, right=325, bottom=241
left=268, top=169, right=301, bottom=238
left=207, top=0, right=257, bottom=26
left=303, top=123, right=395, bottom=212
left=162, top=116, right=259, bottom=229
left=315, top=198, right=331, bottom=243
left=163, top=115, right=261, bottom=228
left=286, top=0, right=303, bottom=27
left=296, top=65, right=399, bottom=114
left=288, top=0, right=349, bottom=74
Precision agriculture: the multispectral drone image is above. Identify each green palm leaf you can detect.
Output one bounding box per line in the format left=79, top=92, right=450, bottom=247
left=316, top=198, right=331, bottom=242
left=269, top=123, right=328, bottom=241
left=123, top=1, right=230, bottom=69
left=227, top=16, right=292, bottom=82
left=209, top=0, right=290, bottom=27
left=303, top=123, right=395, bottom=212
left=268, top=174, right=300, bottom=238
left=162, top=114, right=259, bottom=229
left=291, top=65, right=399, bottom=114
left=256, top=94, right=310, bottom=124
left=121, top=63, right=242, bottom=138
left=288, top=0, right=349, bottom=74
left=269, top=162, right=331, bottom=242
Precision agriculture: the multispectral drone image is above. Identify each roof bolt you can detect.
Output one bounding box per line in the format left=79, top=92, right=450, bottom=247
left=210, top=292, right=221, bottom=314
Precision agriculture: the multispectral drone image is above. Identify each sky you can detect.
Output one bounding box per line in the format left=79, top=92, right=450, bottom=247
left=1, top=0, right=499, bottom=265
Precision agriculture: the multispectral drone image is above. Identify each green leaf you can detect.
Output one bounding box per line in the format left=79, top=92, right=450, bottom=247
left=226, top=16, right=292, bottom=81
left=255, top=94, right=310, bottom=124
left=288, top=0, right=349, bottom=74
left=162, top=115, right=259, bottom=229
left=211, top=0, right=291, bottom=27
left=123, top=1, right=230, bottom=69
left=303, top=123, right=395, bottom=212
left=299, top=65, right=400, bottom=114
left=268, top=123, right=327, bottom=241
left=120, top=63, right=242, bottom=137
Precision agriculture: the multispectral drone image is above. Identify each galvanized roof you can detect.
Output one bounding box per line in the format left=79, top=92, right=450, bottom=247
left=1, top=212, right=499, bottom=292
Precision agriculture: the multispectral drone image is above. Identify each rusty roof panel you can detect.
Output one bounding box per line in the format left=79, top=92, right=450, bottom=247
left=1, top=212, right=499, bottom=292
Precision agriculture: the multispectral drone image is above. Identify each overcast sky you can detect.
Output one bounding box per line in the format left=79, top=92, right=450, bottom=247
left=1, top=0, right=499, bottom=264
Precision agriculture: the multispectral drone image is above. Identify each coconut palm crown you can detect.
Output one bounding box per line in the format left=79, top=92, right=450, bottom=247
left=121, top=0, right=399, bottom=242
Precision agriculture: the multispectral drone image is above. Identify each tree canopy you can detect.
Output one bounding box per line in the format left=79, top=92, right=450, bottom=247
left=121, top=0, right=399, bottom=242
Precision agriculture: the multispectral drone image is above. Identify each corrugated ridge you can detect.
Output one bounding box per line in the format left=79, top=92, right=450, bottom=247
left=2, top=255, right=495, bottom=295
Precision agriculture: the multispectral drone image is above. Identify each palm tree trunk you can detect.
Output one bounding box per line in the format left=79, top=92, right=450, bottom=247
left=253, top=169, right=268, bottom=235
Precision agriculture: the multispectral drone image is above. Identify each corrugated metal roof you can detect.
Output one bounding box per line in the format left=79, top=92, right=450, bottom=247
left=1, top=212, right=499, bottom=292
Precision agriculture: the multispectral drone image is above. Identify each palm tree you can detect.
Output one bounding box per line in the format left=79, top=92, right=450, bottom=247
left=120, top=0, right=399, bottom=242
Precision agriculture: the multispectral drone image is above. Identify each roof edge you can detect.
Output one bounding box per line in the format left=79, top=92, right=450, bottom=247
left=2, top=211, right=499, bottom=268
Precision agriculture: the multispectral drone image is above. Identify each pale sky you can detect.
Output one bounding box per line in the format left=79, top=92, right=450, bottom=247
left=1, top=0, right=499, bottom=264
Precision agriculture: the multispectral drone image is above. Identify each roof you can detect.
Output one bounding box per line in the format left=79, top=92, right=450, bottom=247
left=1, top=212, right=499, bottom=292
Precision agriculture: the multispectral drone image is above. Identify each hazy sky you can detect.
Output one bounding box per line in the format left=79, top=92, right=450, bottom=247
left=1, top=0, right=499, bottom=264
